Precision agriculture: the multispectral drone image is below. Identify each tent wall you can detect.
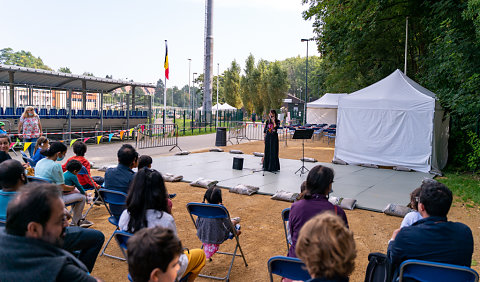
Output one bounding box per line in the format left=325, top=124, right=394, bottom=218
left=431, top=103, right=449, bottom=174
left=306, top=108, right=338, bottom=125
left=334, top=107, right=434, bottom=173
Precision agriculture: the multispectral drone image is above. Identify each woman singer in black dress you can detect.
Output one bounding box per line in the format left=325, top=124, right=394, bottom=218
left=263, top=109, right=280, bottom=172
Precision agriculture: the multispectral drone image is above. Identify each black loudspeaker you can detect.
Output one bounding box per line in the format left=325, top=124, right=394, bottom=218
left=232, top=157, right=244, bottom=170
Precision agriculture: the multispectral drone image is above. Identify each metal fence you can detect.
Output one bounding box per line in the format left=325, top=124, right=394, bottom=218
left=226, top=122, right=291, bottom=144
left=135, top=123, right=181, bottom=151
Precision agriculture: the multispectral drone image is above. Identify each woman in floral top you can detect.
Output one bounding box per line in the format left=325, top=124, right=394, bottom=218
left=18, top=106, right=43, bottom=157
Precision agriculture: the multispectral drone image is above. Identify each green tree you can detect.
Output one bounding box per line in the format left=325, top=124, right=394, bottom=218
left=266, top=61, right=289, bottom=110
left=58, top=67, right=72, bottom=73
left=240, top=54, right=256, bottom=114
left=223, top=60, right=242, bottom=108
left=0, top=48, right=52, bottom=70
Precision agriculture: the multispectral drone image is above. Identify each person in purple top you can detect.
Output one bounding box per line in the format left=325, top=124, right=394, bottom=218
left=288, top=165, right=348, bottom=257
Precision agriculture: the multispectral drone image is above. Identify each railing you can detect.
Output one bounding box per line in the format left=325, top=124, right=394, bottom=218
left=226, top=122, right=290, bottom=144
left=134, top=123, right=181, bottom=151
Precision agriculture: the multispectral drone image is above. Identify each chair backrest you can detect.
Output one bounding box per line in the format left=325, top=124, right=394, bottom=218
left=114, top=230, right=133, bottom=254
left=98, top=188, right=127, bottom=219
left=399, top=259, right=479, bottom=282
left=281, top=208, right=291, bottom=253
left=186, top=202, right=230, bottom=219
left=267, top=256, right=311, bottom=282
left=27, top=176, right=52, bottom=183
left=20, top=151, right=36, bottom=167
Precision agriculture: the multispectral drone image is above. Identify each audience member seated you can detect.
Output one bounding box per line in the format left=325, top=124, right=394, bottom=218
left=387, top=181, right=474, bottom=275
left=64, top=159, right=94, bottom=228
left=138, top=155, right=153, bottom=170
left=0, top=134, right=12, bottom=164
left=62, top=141, right=101, bottom=191
left=104, top=144, right=138, bottom=194
left=288, top=165, right=348, bottom=257
left=296, top=212, right=356, bottom=282
left=0, top=159, right=105, bottom=273
left=0, top=122, right=6, bottom=134
left=35, top=142, right=86, bottom=227
left=400, top=187, right=422, bottom=228
left=119, top=168, right=206, bottom=281
left=31, top=136, right=49, bottom=167
left=128, top=227, right=183, bottom=282
left=196, top=187, right=241, bottom=260
left=0, top=183, right=100, bottom=281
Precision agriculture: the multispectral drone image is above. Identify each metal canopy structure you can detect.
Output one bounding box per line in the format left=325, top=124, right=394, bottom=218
left=0, top=64, right=155, bottom=92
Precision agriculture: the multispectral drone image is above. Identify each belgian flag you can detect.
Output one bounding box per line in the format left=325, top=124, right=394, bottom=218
left=164, top=41, right=169, bottom=80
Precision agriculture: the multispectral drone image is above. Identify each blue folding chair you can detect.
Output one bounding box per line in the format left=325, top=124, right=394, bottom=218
left=267, top=256, right=311, bottom=282
left=98, top=188, right=127, bottom=260
left=281, top=208, right=291, bottom=254
left=114, top=230, right=133, bottom=260
left=0, top=218, right=5, bottom=227
left=79, top=166, right=102, bottom=218
left=399, top=259, right=479, bottom=282
left=27, top=175, right=52, bottom=183
left=186, top=202, right=248, bottom=281
left=20, top=151, right=36, bottom=167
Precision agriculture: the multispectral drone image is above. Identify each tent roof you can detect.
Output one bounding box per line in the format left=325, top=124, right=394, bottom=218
left=0, top=64, right=155, bottom=92
left=339, top=69, right=436, bottom=111
left=307, top=93, right=348, bottom=109
left=220, top=103, right=236, bottom=110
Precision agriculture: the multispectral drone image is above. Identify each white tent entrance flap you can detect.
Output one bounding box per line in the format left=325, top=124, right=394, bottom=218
left=333, top=69, right=448, bottom=174
left=306, top=93, right=347, bottom=125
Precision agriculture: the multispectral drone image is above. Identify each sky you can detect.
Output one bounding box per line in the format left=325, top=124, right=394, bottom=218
left=1, top=0, right=319, bottom=88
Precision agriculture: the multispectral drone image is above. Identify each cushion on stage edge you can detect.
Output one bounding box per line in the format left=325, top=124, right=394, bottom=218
left=383, top=203, right=413, bottom=218
left=229, top=184, right=260, bottom=196
left=190, top=178, right=218, bottom=189
left=253, top=152, right=264, bottom=157
left=175, top=151, right=191, bottom=155
left=230, top=150, right=244, bottom=154
left=300, top=157, right=317, bottom=163
left=209, top=148, right=224, bottom=152
left=328, top=196, right=357, bottom=210
left=271, top=190, right=299, bottom=202
left=162, top=173, right=183, bottom=182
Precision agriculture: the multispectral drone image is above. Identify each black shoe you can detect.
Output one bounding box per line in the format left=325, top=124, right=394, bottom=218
left=169, top=193, right=177, bottom=199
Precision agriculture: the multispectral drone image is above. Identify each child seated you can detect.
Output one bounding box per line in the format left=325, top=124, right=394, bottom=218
left=31, top=136, right=49, bottom=166
left=400, top=187, right=423, bottom=228
left=127, top=226, right=183, bottom=282
left=138, top=155, right=153, bottom=170
left=62, top=141, right=101, bottom=191
left=196, top=187, right=241, bottom=260
left=64, top=159, right=93, bottom=228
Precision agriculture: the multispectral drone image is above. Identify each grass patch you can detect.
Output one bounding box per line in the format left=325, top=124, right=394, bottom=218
left=436, top=171, right=480, bottom=206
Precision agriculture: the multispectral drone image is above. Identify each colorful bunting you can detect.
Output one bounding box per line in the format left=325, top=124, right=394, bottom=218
left=129, top=128, right=134, bottom=136
left=120, top=130, right=125, bottom=140
left=108, top=133, right=114, bottom=142
left=84, top=137, right=91, bottom=143
left=96, top=136, right=102, bottom=144
left=23, top=142, right=32, bottom=152
left=9, top=142, right=15, bottom=149
left=70, top=139, right=77, bottom=147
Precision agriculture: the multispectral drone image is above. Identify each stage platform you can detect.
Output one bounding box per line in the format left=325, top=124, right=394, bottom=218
left=151, top=152, right=434, bottom=212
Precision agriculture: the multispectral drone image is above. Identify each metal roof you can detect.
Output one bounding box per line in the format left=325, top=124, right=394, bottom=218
left=0, top=64, right=155, bottom=92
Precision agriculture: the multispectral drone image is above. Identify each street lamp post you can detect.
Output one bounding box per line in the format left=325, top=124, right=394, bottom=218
left=216, top=63, right=219, bottom=127
left=301, top=38, right=312, bottom=125
left=192, top=72, right=198, bottom=119
left=188, top=59, right=191, bottom=112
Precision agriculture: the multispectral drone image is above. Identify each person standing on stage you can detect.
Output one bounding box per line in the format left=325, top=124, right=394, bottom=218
left=263, top=109, right=280, bottom=172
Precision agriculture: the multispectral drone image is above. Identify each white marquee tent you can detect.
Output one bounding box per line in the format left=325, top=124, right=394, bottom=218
left=306, top=93, right=348, bottom=125
left=199, top=103, right=237, bottom=112
left=333, top=69, right=448, bottom=174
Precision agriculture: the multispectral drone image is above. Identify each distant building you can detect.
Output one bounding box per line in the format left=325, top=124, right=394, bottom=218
left=282, top=93, right=304, bottom=124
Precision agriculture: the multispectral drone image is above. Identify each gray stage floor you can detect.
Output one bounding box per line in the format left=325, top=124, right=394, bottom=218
left=151, top=152, right=433, bottom=212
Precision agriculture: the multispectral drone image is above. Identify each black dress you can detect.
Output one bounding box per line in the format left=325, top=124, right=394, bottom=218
left=263, top=119, right=280, bottom=172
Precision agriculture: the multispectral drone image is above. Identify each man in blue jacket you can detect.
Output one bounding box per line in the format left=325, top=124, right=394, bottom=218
left=387, top=181, right=473, bottom=272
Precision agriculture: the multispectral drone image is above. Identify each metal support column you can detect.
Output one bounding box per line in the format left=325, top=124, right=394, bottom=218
left=28, top=86, right=33, bottom=106
left=82, top=80, right=87, bottom=111
left=126, top=93, right=130, bottom=133
left=131, top=86, right=136, bottom=110
left=8, top=71, right=14, bottom=108
left=68, top=89, right=72, bottom=141
left=100, top=90, right=104, bottom=132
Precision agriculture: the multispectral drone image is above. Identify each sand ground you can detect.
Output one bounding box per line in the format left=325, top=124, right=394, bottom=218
left=88, top=138, right=480, bottom=281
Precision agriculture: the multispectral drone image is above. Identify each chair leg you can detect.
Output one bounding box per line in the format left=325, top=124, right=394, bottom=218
left=100, top=229, right=126, bottom=261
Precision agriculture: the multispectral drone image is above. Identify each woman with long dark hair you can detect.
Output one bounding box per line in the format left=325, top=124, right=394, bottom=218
left=119, top=168, right=206, bottom=281
left=263, top=109, right=280, bottom=172
left=287, top=165, right=349, bottom=257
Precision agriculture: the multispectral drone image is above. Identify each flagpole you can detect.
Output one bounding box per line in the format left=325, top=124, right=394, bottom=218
left=164, top=40, right=168, bottom=125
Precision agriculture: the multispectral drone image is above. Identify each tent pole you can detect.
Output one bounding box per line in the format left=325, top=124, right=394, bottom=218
left=404, top=16, right=408, bottom=75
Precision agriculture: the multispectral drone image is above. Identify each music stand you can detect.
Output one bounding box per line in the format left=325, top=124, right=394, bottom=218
left=293, top=129, right=314, bottom=176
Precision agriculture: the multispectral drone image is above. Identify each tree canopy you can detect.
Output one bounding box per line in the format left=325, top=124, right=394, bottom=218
left=0, top=48, right=52, bottom=70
